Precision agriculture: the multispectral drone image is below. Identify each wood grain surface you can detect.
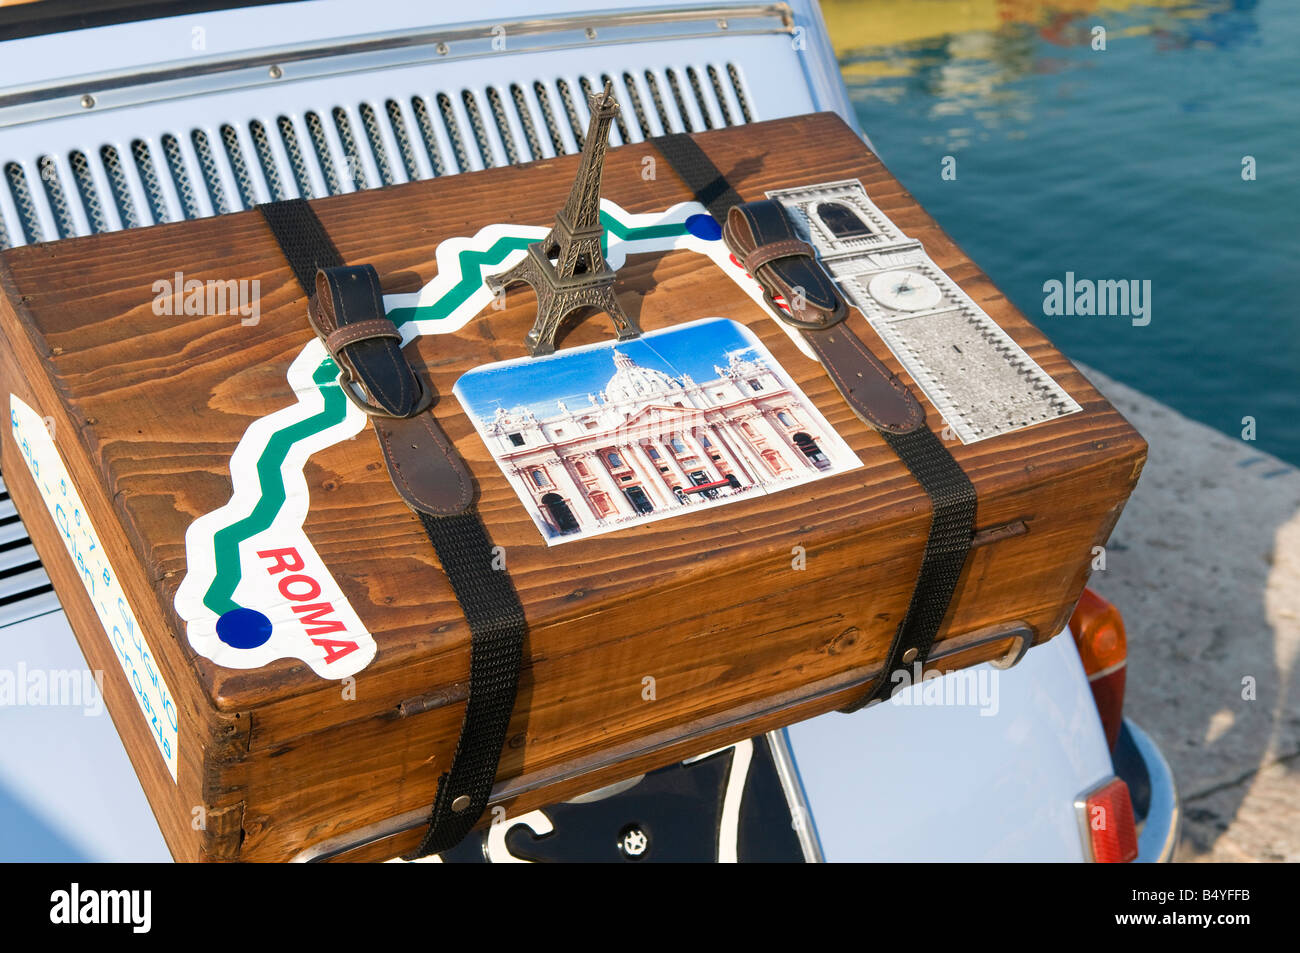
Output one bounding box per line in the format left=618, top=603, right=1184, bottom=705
left=0, top=112, right=1145, bottom=861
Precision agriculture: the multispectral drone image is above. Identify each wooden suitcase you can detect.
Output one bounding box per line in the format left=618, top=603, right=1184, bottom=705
left=0, top=112, right=1145, bottom=861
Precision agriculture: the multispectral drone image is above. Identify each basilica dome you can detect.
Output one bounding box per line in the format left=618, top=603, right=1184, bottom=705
left=603, top=350, right=683, bottom=403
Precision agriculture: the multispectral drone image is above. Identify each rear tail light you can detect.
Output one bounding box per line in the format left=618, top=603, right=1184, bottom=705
left=1070, top=588, right=1127, bottom=750
left=1076, top=777, right=1139, bottom=862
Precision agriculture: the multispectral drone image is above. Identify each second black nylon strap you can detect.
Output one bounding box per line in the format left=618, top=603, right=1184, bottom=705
left=258, top=199, right=526, bottom=858
left=844, top=428, right=976, bottom=710
left=655, top=132, right=744, bottom=223
left=653, top=133, right=977, bottom=711
left=409, top=511, right=527, bottom=856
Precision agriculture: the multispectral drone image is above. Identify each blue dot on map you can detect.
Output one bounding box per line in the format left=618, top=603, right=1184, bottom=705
left=685, top=214, right=722, bottom=241
left=217, top=608, right=273, bottom=649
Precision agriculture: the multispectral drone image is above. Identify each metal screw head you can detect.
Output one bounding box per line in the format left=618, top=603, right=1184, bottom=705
left=436, top=42, right=449, bottom=55
left=79, top=94, right=95, bottom=109
left=585, top=26, right=597, bottom=39
left=618, top=824, right=649, bottom=859
left=717, top=18, right=729, bottom=30
left=901, top=648, right=919, bottom=664
left=268, top=64, right=283, bottom=79
left=451, top=794, right=471, bottom=813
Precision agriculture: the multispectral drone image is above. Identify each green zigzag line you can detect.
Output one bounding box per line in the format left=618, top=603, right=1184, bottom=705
left=203, top=213, right=691, bottom=615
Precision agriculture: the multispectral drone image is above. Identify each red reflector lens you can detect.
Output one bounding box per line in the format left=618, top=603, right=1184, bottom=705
left=1082, top=778, right=1138, bottom=863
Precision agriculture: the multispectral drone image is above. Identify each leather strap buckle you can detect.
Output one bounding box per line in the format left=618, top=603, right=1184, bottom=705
left=720, top=200, right=924, bottom=435
left=742, top=237, right=816, bottom=276
left=308, top=264, right=474, bottom=516
left=723, top=201, right=846, bottom=331
left=337, top=363, right=435, bottom=419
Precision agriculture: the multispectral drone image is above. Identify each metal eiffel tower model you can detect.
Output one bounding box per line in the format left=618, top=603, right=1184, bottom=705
left=486, top=80, right=640, bottom=357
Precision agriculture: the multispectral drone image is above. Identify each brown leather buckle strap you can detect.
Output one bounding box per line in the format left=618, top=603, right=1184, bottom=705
left=258, top=199, right=526, bottom=858
left=324, top=318, right=402, bottom=355
left=723, top=199, right=923, bottom=434
left=308, top=264, right=467, bottom=512
left=308, top=266, right=433, bottom=418
left=724, top=202, right=844, bottom=331
left=742, top=237, right=816, bottom=275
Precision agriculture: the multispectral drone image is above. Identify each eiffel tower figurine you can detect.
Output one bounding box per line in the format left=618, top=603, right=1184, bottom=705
left=486, top=80, right=639, bottom=357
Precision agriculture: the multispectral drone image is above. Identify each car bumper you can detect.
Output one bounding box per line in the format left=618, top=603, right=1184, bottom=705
left=1121, top=718, right=1181, bottom=863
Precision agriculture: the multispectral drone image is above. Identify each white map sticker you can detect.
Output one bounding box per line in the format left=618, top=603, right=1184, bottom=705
left=9, top=394, right=179, bottom=782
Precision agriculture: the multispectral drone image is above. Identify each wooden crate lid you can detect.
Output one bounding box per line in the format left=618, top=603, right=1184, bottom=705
left=0, top=113, right=1142, bottom=718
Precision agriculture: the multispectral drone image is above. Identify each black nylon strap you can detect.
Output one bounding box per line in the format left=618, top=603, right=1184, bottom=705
left=655, top=133, right=744, bottom=223
left=258, top=199, right=526, bottom=858
left=848, top=428, right=976, bottom=710
left=411, top=512, right=527, bottom=855
left=652, top=134, right=977, bottom=710
left=259, top=198, right=344, bottom=289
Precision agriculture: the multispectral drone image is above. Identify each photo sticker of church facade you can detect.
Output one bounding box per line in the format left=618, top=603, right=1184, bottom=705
left=454, top=318, right=860, bottom=544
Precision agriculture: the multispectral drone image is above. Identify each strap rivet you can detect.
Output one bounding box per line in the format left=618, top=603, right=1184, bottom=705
left=901, top=648, right=918, bottom=664
left=451, top=794, right=471, bottom=813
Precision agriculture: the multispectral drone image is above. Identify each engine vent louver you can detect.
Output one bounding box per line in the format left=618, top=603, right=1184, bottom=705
left=0, top=63, right=754, bottom=249
left=384, top=100, right=423, bottom=183
left=0, top=475, right=61, bottom=629
left=4, top=161, right=43, bottom=244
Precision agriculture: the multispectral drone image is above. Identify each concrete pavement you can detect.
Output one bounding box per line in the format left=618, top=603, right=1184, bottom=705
left=1079, top=366, right=1299, bottom=862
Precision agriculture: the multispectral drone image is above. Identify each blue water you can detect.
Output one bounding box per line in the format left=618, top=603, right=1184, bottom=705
left=836, top=0, right=1300, bottom=464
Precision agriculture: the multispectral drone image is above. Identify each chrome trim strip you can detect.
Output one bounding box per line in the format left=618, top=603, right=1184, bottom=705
left=1125, top=718, right=1181, bottom=863
left=767, top=728, right=824, bottom=862
left=0, top=4, right=793, bottom=128
left=1086, top=658, right=1127, bottom=681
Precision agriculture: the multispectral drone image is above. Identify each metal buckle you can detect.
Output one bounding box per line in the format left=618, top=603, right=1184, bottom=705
left=336, top=365, right=434, bottom=419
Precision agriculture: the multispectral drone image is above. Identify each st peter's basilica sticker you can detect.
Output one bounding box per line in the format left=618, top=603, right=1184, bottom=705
left=454, top=318, right=860, bottom=544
